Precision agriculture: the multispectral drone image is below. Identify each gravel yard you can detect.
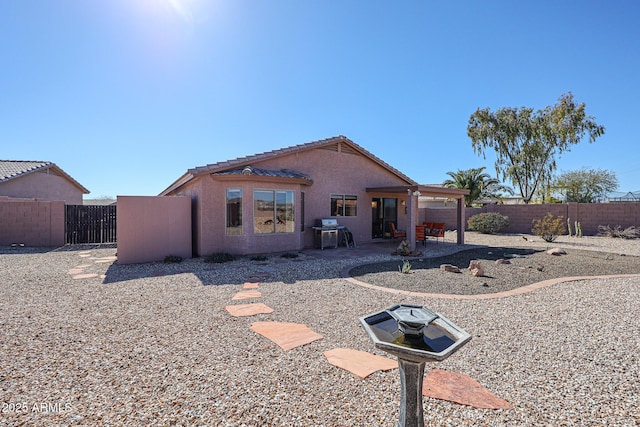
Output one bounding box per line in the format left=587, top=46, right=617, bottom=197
left=1, top=233, right=639, bottom=426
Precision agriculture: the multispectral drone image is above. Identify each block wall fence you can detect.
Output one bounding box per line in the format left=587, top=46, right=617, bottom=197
left=0, top=197, right=65, bottom=246
left=2, top=197, right=639, bottom=250
left=116, top=196, right=192, bottom=264
left=423, top=202, right=640, bottom=235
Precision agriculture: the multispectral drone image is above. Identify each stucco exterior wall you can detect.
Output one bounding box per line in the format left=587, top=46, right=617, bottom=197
left=0, top=198, right=65, bottom=246
left=0, top=171, right=84, bottom=204
left=116, top=196, right=192, bottom=264
left=179, top=146, right=412, bottom=256
left=255, top=146, right=411, bottom=247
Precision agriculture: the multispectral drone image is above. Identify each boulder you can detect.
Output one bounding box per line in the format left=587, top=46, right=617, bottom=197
left=495, top=259, right=511, bottom=265
left=392, top=240, right=411, bottom=256
left=547, top=248, right=567, bottom=256
left=468, top=260, right=485, bottom=277
left=440, top=264, right=461, bottom=273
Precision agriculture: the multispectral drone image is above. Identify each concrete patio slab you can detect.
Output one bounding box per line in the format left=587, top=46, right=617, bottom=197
left=225, top=303, right=274, bottom=317
left=324, top=348, right=397, bottom=379
left=422, top=369, right=512, bottom=409
left=251, top=321, right=323, bottom=351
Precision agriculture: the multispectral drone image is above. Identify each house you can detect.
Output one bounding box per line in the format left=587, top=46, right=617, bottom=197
left=160, top=136, right=468, bottom=256
left=0, top=160, right=89, bottom=204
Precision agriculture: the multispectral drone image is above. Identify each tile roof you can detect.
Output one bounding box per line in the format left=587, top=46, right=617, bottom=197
left=160, top=135, right=416, bottom=195
left=213, top=166, right=313, bottom=183
left=0, top=160, right=90, bottom=193
left=0, top=160, right=52, bottom=181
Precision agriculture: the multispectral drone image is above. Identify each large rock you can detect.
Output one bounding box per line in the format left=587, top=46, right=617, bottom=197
left=547, top=248, right=567, bottom=256
left=495, top=259, right=511, bottom=265
left=440, top=264, right=461, bottom=273
left=468, top=260, right=485, bottom=277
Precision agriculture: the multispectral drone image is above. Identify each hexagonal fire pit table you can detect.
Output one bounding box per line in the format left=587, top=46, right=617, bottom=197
left=360, top=304, right=471, bottom=427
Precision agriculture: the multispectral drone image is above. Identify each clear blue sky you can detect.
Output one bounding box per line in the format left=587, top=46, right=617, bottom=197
left=2, top=1, right=639, bottom=197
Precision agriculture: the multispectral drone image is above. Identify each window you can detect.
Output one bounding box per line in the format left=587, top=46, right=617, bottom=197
left=226, top=189, right=242, bottom=235
left=254, top=190, right=295, bottom=234
left=331, top=194, right=357, bottom=216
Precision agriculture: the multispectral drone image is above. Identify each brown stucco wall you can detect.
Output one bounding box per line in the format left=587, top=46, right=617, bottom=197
left=177, top=145, right=413, bottom=256
left=116, top=196, right=192, bottom=264
left=422, top=202, right=640, bottom=235
left=0, top=198, right=65, bottom=246
left=0, top=171, right=84, bottom=204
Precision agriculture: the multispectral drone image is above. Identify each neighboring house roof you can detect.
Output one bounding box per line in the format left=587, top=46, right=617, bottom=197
left=0, top=160, right=90, bottom=194
left=84, top=198, right=117, bottom=206
left=160, top=135, right=416, bottom=195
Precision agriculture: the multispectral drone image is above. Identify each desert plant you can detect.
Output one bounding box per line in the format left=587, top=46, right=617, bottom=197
left=575, top=221, right=583, bottom=237
left=398, top=259, right=412, bottom=274
left=567, top=218, right=572, bottom=237
left=164, top=255, right=183, bottom=263
left=597, top=225, right=640, bottom=239
left=204, top=252, right=235, bottom=263
left=467, top=212, right=509, bottom=234
left=532, top=213, right=566, bottom=242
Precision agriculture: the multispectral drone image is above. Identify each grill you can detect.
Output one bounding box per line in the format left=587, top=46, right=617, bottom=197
left=312, top=219, right=356, bottom=250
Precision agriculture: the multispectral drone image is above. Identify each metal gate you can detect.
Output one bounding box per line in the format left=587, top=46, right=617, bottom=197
left=65, top=205, right=117, bottom=244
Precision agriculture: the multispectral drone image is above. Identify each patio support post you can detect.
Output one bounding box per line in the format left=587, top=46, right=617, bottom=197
left=407, top=190, right=416, bottom=252
left=456, top=197, right=465, bottom=244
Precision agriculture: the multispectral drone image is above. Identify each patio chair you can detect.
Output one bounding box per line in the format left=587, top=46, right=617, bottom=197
left=389, top=222, right=406, bottom=240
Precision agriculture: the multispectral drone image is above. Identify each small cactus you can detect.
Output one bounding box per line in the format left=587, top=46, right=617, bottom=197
left=398, top=259, right=412, bottom=274
left=567, top=218, right=573, bottom=237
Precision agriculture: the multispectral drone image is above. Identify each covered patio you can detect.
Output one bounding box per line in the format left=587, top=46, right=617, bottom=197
left=366, top=185, right=469, bottom=252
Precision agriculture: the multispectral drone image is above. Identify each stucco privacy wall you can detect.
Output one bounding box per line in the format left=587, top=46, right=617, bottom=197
left=117, top=196, right=191, bottom=264
left=422, top=202, right=640, bottom=235
left=0, top=170, right=84, bottom=204
left=0, top=198, right=65, bottom=246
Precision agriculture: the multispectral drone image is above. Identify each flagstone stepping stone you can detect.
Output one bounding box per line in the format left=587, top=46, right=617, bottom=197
left=94, top=258, right=117, bottom=264
left=79, top=254, right=92, bottom=258
left=232, top=290, right=262, bottom=300
left=67, top=268, right=85, bottom=275
left=324, top=348, right=397, bottom=379
left=72, top=273, right=99, bottom=280
left=251, top=322, right=323, bottom=351
left=243, top=282, right=260, bottom=289
left=76, top=264, right=91, bottom=268
left=422, top=369, right=512, bottom=409
left=225, top=303, right=274, bottom=317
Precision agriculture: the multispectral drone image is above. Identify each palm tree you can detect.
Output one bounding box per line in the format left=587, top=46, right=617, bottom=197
left=443, top=167, right=513, bottom=207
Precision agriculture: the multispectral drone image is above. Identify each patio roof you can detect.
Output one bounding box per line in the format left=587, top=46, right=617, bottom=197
left=366, top=185, right=469, bottom=199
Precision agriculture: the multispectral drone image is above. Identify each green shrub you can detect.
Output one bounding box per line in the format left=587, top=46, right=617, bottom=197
left=164, top=255, right=183, bottom=263
left=467, top=213, right=509, bottom=234
left=204, top=252, right=235, bottom=263
left=532, top=213, right=566, bottom=242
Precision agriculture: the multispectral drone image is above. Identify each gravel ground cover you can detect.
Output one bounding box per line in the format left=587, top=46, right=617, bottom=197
left=349, top=247, right=639, bottom=295
left=1, top=234, right=639, bottom=426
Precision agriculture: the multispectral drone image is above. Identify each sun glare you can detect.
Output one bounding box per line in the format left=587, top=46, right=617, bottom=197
left=165, top=0, right=194, bottom=25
